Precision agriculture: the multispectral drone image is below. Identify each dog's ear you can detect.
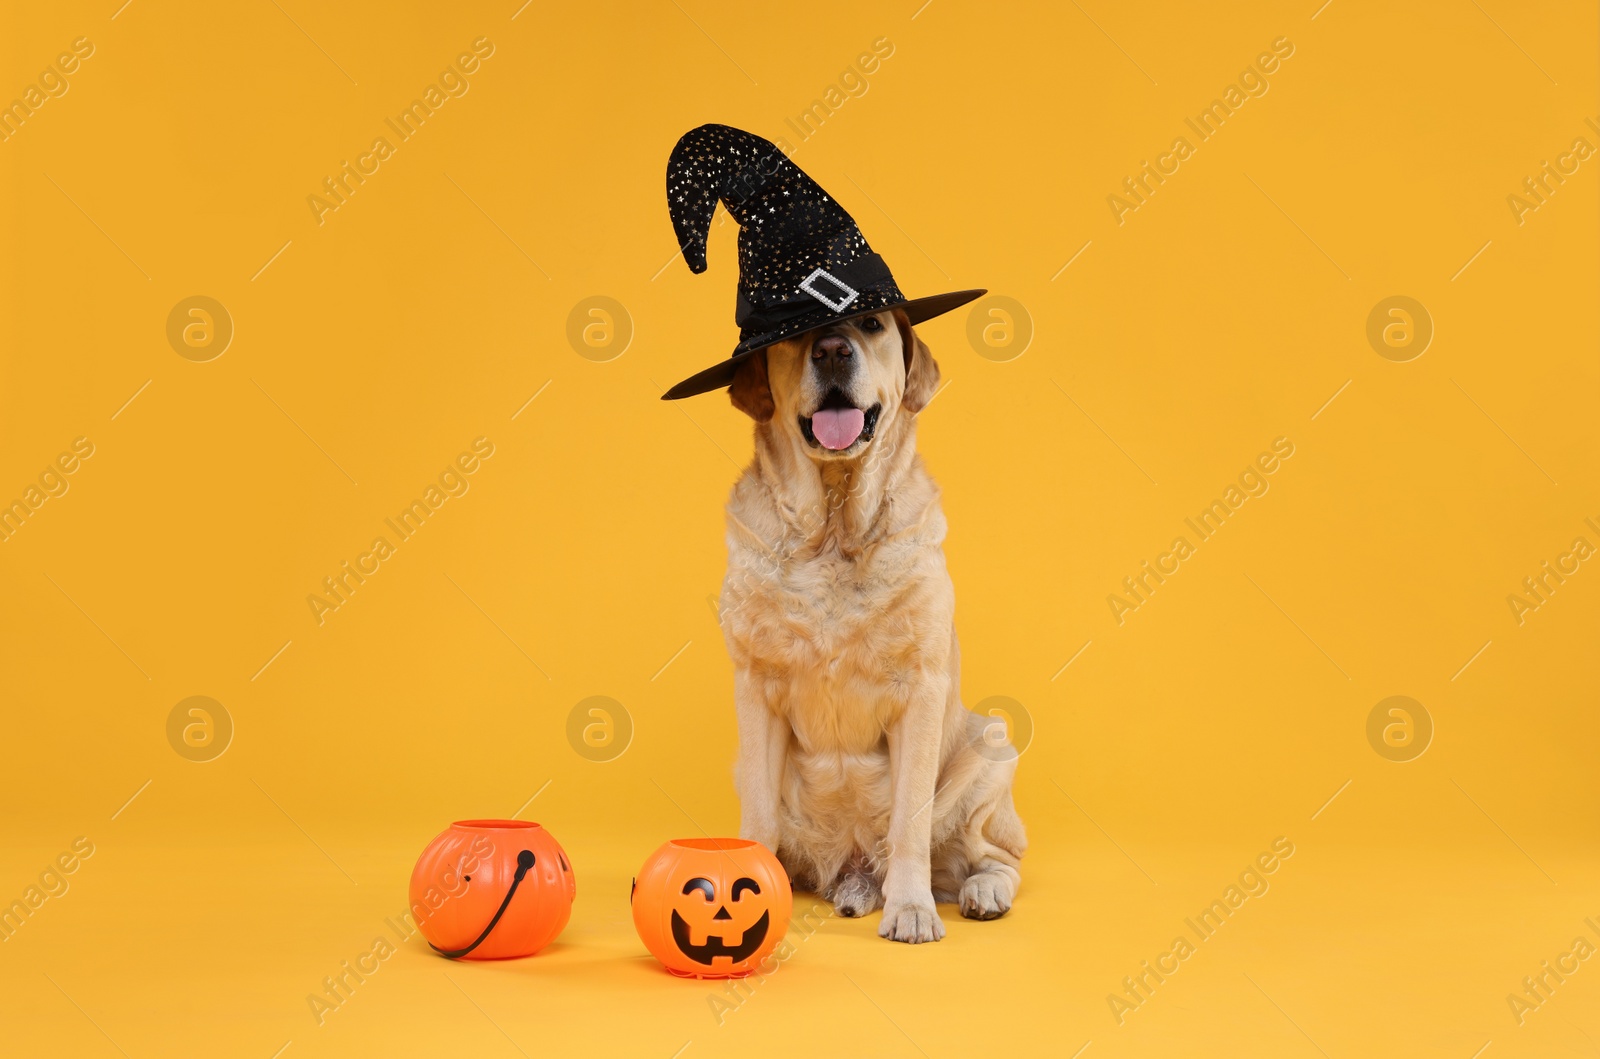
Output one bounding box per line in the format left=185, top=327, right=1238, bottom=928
left=728, top=350, right=774, bottom=422
left=893, top=310, right=941, bottom=414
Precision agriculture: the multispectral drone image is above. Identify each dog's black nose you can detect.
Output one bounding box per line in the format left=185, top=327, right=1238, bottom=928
left=812, top=334, right=852, bottom=361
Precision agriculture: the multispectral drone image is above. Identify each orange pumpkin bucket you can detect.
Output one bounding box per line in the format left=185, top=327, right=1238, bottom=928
left=410, top=819, right=575, bottom=960
left=631, top=838, right=791, bottom=978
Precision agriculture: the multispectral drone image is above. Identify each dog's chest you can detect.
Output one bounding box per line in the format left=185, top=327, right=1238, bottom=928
left=724, top=539, right=945, bottom=750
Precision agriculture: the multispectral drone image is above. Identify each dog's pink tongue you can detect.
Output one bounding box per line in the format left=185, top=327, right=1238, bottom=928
left=811, top=408, right=865, bottom=450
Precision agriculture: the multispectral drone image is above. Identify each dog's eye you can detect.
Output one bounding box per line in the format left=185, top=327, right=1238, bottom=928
left=861, top=315, right=883, bottom=332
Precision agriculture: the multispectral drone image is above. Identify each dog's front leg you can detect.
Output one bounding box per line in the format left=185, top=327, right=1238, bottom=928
left=878, top=678, right=947, bottom=944
left=734, top=669, right=787, bottom=851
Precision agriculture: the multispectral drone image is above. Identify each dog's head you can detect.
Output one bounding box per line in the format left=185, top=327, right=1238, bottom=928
left=728, top=308, right=940, bottom=460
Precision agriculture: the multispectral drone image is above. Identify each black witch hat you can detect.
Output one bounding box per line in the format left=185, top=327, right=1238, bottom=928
left=660, top=124, right=984, bottom=400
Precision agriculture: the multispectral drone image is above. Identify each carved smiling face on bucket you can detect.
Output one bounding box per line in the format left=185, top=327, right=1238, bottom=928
left=671, top=875, right=770, bottom=964
left=631, top=837, right=792, bottom=978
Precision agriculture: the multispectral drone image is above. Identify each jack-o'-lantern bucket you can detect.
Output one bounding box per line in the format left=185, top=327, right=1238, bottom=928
left=631, top=838, right=791, bottom=978
left=410, top=820, right=575, bottom=960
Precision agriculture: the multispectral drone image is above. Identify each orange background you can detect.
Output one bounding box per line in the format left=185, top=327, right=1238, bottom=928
left=1, top=1, right=1596, bottom=1056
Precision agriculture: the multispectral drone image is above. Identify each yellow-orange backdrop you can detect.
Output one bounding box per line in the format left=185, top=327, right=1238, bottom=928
left=1, top=2, right=1596, bottom=1057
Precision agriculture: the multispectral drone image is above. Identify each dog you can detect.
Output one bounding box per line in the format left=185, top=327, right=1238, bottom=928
left=716, top=307, right=1026, bottom=943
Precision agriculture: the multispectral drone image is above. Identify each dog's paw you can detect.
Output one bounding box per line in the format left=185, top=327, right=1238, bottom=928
left=958, top=869, right=1015, bottom=921
left=832, top=873, right=882, bottom=918
left=878, top=899, right=945, bottom=944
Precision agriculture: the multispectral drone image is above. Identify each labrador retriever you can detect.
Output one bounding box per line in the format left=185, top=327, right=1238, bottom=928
left=717, top=308, right=1026, bottom=943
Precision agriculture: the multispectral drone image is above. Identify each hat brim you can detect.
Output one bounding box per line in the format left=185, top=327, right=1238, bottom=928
left=659, top=289, right=986, bottom=400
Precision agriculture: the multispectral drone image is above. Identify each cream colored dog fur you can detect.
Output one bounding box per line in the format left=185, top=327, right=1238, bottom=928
left=717, top=308, right=1026, bottom=944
